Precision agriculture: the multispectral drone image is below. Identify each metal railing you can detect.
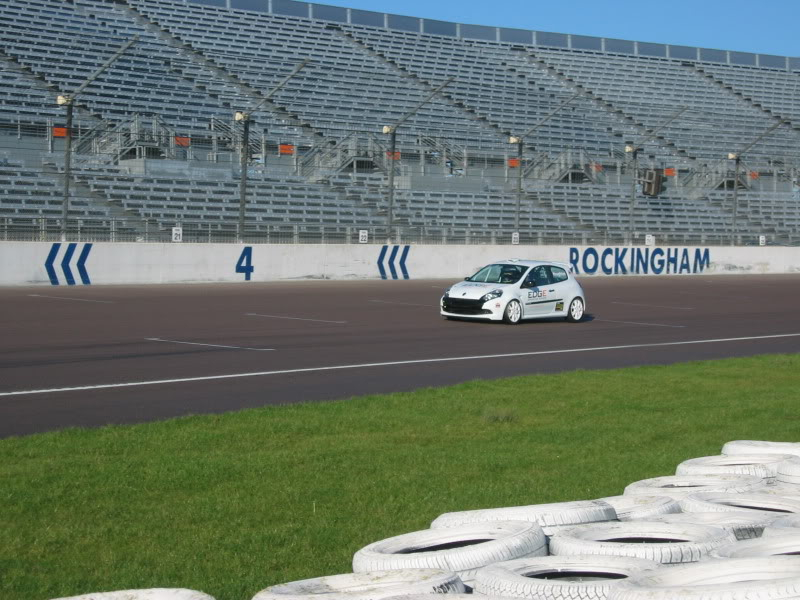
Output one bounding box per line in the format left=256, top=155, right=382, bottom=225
left=3, top=117, right=800, bottom=193
left=2, top=120, right=800, bottom=249
left=1, top=216, right=796, bottom=247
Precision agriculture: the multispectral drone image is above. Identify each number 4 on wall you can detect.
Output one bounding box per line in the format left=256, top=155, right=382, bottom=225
left=236, top=246, right=254, bottom=281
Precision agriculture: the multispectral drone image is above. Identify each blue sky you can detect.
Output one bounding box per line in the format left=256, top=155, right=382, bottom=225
left=320, top=0, right=798, bottom=57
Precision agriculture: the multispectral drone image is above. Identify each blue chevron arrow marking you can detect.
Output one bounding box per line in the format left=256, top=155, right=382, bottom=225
left=77, top=243, right=92, bottom=285
left=61, top=243, right=77, bottom=286
left=45, top=243, right=61, bottom=285
left=44, top=242, right=93, bottom=286
left=377, top=245, right=411, bottom=280
left=387, top=245, right=400, bottom=280
left=398, top=245, right=410, bottom=280
left=377, top=245, right=388, bottom=280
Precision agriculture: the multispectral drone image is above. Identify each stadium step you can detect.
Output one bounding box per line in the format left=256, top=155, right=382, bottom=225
left=682, top=62, right=792, bottom=133
left=0, top=48, right=107, bottom=127
left=522, top=50, right=699, bottom=166
left=334, top=27, right=507, bottom=143
left=116, top=0, right=332, bottom=151
left=39, top=162, right=151, bottom=235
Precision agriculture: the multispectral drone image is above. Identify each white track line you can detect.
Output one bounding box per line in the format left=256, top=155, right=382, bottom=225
left=596, top=319, right=686, bottom=329
left=612, top=301, right=694, bottom=311
left=28, top=294, right=114, bottom=304
left=1, top=332, right=798, bottom=398
left=145, top=338, right=274, bottom=351
left=246, top=313, right=346, bottom=324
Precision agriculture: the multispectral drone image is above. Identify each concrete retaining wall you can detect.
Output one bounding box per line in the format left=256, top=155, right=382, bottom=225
left=1, top=242, right=798, bottom=286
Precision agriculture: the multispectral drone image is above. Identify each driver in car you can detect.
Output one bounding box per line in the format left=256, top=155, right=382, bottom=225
left=500, top=266, right=518, bottom=283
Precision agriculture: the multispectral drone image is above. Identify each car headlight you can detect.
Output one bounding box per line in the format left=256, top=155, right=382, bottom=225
left=443, top=288, right=451, bottom=298
left=480, top=289, right=503, bottom=303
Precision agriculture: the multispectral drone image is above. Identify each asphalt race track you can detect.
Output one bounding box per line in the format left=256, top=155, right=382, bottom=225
left=2, top=274, right=800, bottom=438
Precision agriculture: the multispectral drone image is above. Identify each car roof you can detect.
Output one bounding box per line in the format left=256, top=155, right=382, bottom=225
left=494, top=259, right=571, bottom=269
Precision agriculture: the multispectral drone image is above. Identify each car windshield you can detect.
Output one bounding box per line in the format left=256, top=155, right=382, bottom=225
left=468, top=264, right=527, bottom=284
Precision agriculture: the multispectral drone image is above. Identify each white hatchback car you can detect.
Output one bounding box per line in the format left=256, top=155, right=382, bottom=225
left=440, top=259, right=586, bottom=324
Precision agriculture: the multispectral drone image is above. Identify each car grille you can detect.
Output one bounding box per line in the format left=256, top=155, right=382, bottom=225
left=442, top=298, right=491, bottom=315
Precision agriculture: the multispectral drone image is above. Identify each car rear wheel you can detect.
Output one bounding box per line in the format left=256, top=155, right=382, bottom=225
left=503, top=300, right=522, bottom=324
left=566, top=297, right=584, bottom=322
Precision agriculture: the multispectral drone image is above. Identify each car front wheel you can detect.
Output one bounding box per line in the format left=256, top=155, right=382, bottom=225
left=566, top=297, right=584, bottom=322
left=503, top=299, right=522, bottom=324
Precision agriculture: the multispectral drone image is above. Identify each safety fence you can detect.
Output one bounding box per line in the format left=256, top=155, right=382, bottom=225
left=1, top=216, right=794, bottom=247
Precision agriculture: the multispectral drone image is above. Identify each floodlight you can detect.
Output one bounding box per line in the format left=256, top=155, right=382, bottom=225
left=56, top=95, right=70, bottom=106
left=625, top=144, right=635, bottom=153
left=728, top=152, right=738, bottom=160
left=508, top=136, right=521, bottom=144
left=382, top=125, right=394, bottom=134
left=234, top=111, right=247, bottom=121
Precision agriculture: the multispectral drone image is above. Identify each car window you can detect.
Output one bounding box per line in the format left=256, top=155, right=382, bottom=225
left=470, top=264, right=526, bottom=284
left=522, top=266, right=551, bottom=287
left=549, top=266, right=569, bottom=283
left=522, top=269, right=535, bottom=287
left=531, top=266, right=551, bottom=287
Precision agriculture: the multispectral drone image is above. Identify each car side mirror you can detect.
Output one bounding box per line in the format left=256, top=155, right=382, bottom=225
left=464, top=277, right=471, bottom=281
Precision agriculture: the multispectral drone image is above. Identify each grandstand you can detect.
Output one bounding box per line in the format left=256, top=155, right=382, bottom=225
left=0, top=0, right=798, bottom=245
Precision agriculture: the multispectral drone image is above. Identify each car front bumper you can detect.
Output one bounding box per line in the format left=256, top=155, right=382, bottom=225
left=440, top=296, right=505, bottom=321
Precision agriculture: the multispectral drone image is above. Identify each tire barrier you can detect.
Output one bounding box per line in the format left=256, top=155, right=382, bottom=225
left=676, top=453, right=793, bottom=483
left=52, top=440, right=800, bottom=600
left=721, top=440, right=800, bottom=457
left=383, top=595, right=514, bottom=600
left=598, top=495, right=681, bottom=521
left=608, top=556, right=800, bottom=599
left=473, top=555, right=659, bottom=600
left=763, top=515, right=800, bottom=537
left=679, top=492, right=800, bottom=515
left=430, top=500, right=617, bottom=535
left=251, top=569, right=465, bottom=600
left=710, top=532, right=800, bottom=558
left=752, top=482, right=800, bottom=496
left=548, top=522, right=735, bottom=564
left=352, top=522, right=546, bottom=587
left=623, top=474, right=766, bottom=499
left=777, top=457, right=800, bottom=486
left=544, top=521, right=622, bottom=540
left=51, top=591, right=216, bottom=600
left=647, top=510, right=778, bottom=540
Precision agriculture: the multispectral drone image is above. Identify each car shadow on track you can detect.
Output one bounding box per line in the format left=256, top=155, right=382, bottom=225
left=443, top=313, right=596, bottom=326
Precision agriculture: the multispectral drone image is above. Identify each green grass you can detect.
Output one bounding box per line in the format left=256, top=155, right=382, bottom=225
left=2, top=354, right=799, bottom=600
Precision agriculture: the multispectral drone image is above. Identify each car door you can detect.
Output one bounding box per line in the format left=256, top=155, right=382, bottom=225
left=520, top=265, right=554, bottom=317
left=544, top=265, right=571, bottom=316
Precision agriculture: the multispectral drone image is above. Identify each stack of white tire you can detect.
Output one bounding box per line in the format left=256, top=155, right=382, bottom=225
left=52, top=440, right=800, bottom=600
